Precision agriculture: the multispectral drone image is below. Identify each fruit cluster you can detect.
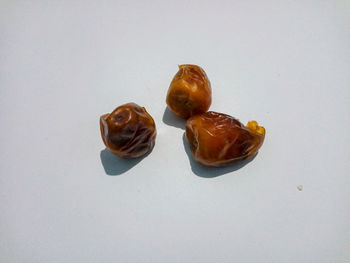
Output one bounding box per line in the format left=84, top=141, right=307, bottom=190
left=100, top=64, right=265, bottom=168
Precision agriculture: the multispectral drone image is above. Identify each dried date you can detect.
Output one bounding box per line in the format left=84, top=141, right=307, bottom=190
left=186, top=111, right=265, bottom=167
left=100, top=103, right=156, bottom=158
left=166, top=64, right=211, bottom=119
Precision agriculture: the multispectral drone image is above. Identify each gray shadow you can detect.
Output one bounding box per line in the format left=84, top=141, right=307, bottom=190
left=100, top=148, right=147, bottom=176
left=182, top=133, right=257, bottom=178
left=162, top=106, right=186, bottom=130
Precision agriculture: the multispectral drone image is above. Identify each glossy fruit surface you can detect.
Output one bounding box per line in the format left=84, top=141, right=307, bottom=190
left=100, top=103, right=156, bottom=158
left=186, top=111, right=265, bottom=167
left=166, top=64, right=211, bottom=119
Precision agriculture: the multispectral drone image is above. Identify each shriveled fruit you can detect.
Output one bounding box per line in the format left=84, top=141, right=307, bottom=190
left=186, top=111, right=265, bottom=167
left=166, top=64, right=211, bottom=119
left=100, top=103, right=156, bottom=158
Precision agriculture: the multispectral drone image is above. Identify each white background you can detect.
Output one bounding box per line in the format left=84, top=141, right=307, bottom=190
left=1, top=1, right=350, bottom=262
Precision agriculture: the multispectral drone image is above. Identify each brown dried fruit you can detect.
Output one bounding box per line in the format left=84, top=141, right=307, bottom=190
left=166, top=64, right=211, bottom=119
left=186, top=111, right=265, bottom=167
left=100, top=103, right=156, bottom=158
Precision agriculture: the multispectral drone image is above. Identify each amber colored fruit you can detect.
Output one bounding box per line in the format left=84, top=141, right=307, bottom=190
left=100, top=103, right=156, bottom=158
left=166, top=64, right=211, bottom=119
left=186, top=111, right=265, bottom=167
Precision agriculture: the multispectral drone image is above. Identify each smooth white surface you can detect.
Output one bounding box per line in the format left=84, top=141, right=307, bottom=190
left=1, top=1, right=350, bottom=262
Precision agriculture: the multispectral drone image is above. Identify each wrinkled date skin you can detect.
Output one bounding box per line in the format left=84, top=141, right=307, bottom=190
left=186, top=111, right=265, bottom=167
left=166, top=64, right=211, bottom=119
left=100, top=103, right=156, bottom=158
